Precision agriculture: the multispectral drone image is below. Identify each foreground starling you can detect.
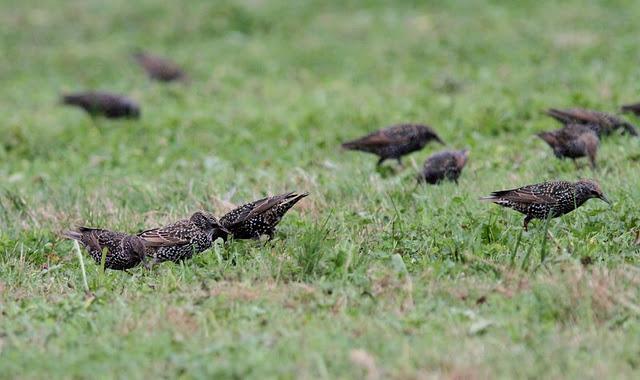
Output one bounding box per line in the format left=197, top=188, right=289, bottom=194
left=220, top=191, right=309, bottom=240
left=621, top=102, right=640, bottom=117
left=536, top=124, right=599, bottom=169
left=62, top=91, right=140, bottom=119
left=418, top=149, right=469, bottom=184
left=342, top=124, right=444, bottom=166
left=545, top=108, right=638, bottom=136
left=138, top=211, right=228, bottom=265
left=481, top=180, right=610, bottom=230
left=133, top=51, right=187, bottom=82
left=62, top=227, right=146, bottom=270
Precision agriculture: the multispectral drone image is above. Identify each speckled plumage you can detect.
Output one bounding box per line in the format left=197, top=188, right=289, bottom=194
left=342, top=124, right=444, bottom=166
left=537, top=124, right=599, bottom=168
left=545, top=108, right=637, bottom=137
left=62, top=91, right=140, bottom=119
left=220, top=192, right=309, bottom=240
left=138, top=211, right=227, bottom=264
left=481, top=180, right=610, bottom=230
left=418, top=149, right=469, bottom=184
left=133, top=51, right=187, bottom=82
left=63, top=227, right=146, bottom=270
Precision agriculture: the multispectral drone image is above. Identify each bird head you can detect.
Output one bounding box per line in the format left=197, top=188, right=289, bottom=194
left=455, top=149, right=470, bottom=169
left=576, top=179, right=610, bottom=205
left=190, top=211, right=230, bottom=239
left=125, top=101, right=141, bottom=118
left=419, top=125, right=445, bottom=145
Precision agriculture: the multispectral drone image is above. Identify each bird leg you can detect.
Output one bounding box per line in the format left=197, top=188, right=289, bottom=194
left=376, top=157, right=386, bottom=167
left=396, top=157, right=403, bottom=167
left=523, top=215, right=532, bottom=231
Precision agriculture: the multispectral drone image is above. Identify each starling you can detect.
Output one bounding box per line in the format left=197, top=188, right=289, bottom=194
left=545, top=108, right=638, bottom=136
left=62, top=227, right=146, bottom=270
left=536, top=124, right=599, bottom=169
left=621, top=102, right=640, bottom=117
left=220, top=191, right=308, bottom=240
left=138, top=211, right=228, bottom=265
left=418, top=149, right=469, bottom=184
left=481, top=180, right=610, bottom=230
left=62, top=91, right=140, bottom=119
left=133, top=51, right=187, bottom=82
left=342, top=124, right=444, bottom=166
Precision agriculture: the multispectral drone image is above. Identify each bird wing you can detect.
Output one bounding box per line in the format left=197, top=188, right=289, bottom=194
left=224, top=193, right=292, bottom=226
left=546, top=108, right=599, bottom=125
left=245, top=192, right=297, bottom=219
left=489, top=185, right=557, bottom=204
left=138, top=226, right=190, bottom=247
left=343, top=132, right=394, bottom=148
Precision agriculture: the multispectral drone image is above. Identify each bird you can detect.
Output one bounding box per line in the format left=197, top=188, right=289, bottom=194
left=61, top=91, right=140, bottom=119
left=62, top=227, right=146, bottom=270
left=138, top=211, right=228, bottom=265
left=342, top=124, right=444, bottom=166
left=545, top=108, right=638, bottom=137
left=133, top=51, right=187, bottom=82
left=621, top=102, right=640, bottom=117
left=536, top=124, right=599, bottom=169
left=220, top=191, right=309, bottom=240
left=418, top=149, right=469, bottom=184
left=481, top=180, right=610, bottom=231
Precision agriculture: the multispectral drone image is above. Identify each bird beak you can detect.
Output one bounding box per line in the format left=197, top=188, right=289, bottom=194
left=599, top=194, right=612, bottom=206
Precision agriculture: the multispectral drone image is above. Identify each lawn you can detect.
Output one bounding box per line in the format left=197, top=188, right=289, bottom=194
left=1, top=0, right=640, bottom=378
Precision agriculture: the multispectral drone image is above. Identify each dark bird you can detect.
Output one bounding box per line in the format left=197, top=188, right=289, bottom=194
left=61, top=91, right=140, bottom=119
left=62, top=227, right=146, bottom=270
left=621, top=102, right=640, bottom=117
left=481, top=180, right=610, bottom=231
left=342, top=124, right=444, bottom=166
left=545, top=108, right=637, bottom=136
left=138, top=211, right=228, bottom=265
left=133, top=51, right=187, bottom=82
left=635, top=230, right=640, bottom=245
left=418, top=149, right=469, bottom=184
left=536, top=124, right=599, bottom=169
left=220, top=191, right=308, bottom=240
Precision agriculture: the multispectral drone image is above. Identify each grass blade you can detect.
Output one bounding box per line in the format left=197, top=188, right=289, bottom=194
left=73, top=239, right=90, bottom=293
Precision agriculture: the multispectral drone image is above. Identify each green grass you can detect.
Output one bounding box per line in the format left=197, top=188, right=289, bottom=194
left=1, top=0, right=640, bottom=378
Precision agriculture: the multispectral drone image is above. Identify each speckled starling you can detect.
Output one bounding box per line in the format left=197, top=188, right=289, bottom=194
left=418, top=149, right=469, bottom=184
left=220, top=191, right=308, bottom=240
left=481, top=180, right=610, bottom=230
left=133, top=51, right=187, bottom=82
left=62, top=91, right=140, bottom=119
left=62, top=227, right=146, bottom=270
left=537, top=124, right=599, bottom=169
left=545, top=108, right=638, bottom=137
left=342, top=124, right=444, bottom=166
left=138, top=211, right=228, bottom=265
